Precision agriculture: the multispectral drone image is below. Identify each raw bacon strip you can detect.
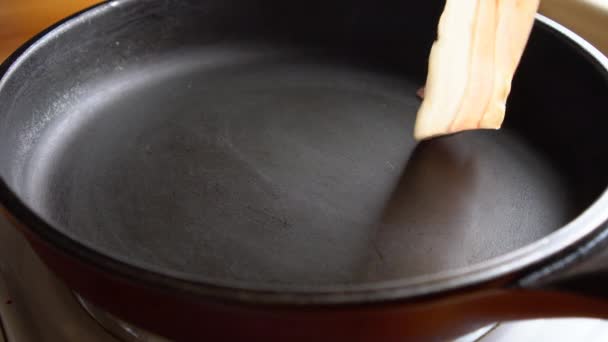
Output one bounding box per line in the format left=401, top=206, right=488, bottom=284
left=414, top=0, right=540, bottom=141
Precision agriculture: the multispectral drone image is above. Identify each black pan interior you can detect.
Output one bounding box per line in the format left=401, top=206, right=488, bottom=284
left=0, top=0, right=607, bottom=289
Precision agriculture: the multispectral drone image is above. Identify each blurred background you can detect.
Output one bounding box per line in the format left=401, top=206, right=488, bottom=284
left=0, top=0, right=99, bottom=60
left=1, top=0, right=606, bottom=62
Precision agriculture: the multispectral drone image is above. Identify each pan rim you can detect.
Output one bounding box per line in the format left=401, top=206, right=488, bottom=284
left=0, top=1, right=607, bottom=305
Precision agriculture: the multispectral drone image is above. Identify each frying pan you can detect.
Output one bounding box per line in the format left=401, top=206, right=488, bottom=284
left=1, top=0, right=608, bottom=340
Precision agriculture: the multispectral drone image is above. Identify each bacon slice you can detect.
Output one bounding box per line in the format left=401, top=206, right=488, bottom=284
left=414, top=0, right=540, bottom=141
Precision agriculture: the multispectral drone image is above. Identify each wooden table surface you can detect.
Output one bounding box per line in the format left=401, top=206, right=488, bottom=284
left=539, top=0, right=608, bottom=55
left=0, top=0, right=100, bottom=60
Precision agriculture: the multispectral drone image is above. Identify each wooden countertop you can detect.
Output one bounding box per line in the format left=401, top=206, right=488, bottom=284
left=0, top=0, right=100, bottom=60
left=540, top=0, right=608, bottom=54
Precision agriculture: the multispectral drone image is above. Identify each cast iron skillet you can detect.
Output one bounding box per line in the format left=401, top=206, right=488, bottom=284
left=1, top=0, right=608, bottom=340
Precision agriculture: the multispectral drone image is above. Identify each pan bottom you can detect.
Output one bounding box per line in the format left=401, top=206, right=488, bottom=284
left=20, top=45, right=577, bottom=288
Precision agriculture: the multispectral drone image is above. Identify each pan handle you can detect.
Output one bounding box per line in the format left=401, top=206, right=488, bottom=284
left=517, top=226, right=608, bottom=301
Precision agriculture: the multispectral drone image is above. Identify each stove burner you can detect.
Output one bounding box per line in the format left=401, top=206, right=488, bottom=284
left=74, top=294, right=171, bottom=342
left=73, top=292, right=497, bottom=342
